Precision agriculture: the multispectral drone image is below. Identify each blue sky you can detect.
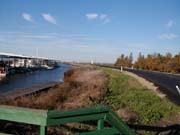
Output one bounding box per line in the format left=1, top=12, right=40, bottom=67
left=0, top=0, right=179, bottom=63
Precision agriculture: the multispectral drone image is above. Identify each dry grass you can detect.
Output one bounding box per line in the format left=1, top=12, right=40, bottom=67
left=63, top=66, right=107, bottom=109
left=0, top=65, right=108, bottom=134
left=2, top=66, right=107, bottom=110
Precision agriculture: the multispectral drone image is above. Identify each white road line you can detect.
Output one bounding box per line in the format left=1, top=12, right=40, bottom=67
left=176, top=85, right=180, bottom=95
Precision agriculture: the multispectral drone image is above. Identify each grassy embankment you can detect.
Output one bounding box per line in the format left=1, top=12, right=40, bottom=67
left=99, top=67, right=180, bottom=125
left=0, top=65, right=180, bottom=134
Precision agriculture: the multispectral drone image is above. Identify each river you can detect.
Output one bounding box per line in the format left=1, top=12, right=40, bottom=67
left=0, top=64, right=72, bottom=93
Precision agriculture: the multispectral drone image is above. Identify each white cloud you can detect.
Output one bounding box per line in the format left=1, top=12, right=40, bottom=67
left=166, top=20, right=174, bottom=28
left=22, top=13, right=34, bottom=23
left=22, top=35, right=55, bottom=39
left=86, top=13, right=98, bottom=20
left=42, top=13, right=57, bottom=24
left=86, top=13, right=110, bottom=23
left=158, top=33, right=178, bottom=39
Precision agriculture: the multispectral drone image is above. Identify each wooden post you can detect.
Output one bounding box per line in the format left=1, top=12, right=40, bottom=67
left=40, top=126, right=47, bottom=135
left=120, top=66, right=123, bottom=72
left=97, top=119, right=104, bottom=130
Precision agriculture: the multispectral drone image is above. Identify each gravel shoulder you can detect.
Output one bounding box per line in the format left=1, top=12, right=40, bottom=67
left=123, top=71, right=166, bottom=98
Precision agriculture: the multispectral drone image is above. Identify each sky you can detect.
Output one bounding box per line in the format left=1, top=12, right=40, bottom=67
left=0, top=0, right=180, bottom=63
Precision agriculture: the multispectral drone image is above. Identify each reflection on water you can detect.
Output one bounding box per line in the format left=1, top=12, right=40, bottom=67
left=0, top=64, right=72, bottom=93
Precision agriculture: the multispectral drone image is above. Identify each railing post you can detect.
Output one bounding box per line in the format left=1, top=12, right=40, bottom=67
left=40, top=126, right=47, bottom=135
left=97, top=119, right=104, bottom=130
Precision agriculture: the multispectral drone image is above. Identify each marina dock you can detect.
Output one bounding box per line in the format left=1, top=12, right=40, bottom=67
left=0, top=52, right=60, bottom=77
left=0, top=81, right=59, bottom=100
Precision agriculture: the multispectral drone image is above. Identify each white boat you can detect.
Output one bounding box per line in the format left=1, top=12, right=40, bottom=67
left=41, top=64, right=54, bottom=70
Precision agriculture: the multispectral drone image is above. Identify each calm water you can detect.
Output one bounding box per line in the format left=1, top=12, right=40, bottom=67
left=0, top=64, right=72, bottom=93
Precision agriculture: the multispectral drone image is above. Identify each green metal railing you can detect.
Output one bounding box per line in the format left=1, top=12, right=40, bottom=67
left=0, top=105, right=138, bottom=135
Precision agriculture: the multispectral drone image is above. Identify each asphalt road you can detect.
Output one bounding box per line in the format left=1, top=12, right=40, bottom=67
left=123, top=68, right=180, bottom=105
left=98, top=65, right=180, bottom=105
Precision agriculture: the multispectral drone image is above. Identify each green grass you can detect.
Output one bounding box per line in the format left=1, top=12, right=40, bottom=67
left=99, top=67, right=180, bottom=124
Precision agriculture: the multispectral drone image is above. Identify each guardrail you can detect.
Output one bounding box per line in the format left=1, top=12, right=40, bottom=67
left=0, top=105, right=138, bottom=135
left=1, top=105, right=179, bottom=135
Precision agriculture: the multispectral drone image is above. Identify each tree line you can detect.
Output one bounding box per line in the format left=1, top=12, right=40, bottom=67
left=115, top=52, right=180, bottom=73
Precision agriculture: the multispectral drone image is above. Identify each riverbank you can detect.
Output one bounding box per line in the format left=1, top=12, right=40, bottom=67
left=0, top=65, right=180, bottom=134
left=0, top=81, right=59, bottom=100
left=1, top=65, right=107, bottom=110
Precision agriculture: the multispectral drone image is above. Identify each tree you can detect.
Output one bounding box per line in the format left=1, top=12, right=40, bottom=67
left=115, top=53, right=133, bottom=68
left=115, top=52, right=180, bottom=73
left=134, top=52, right=146, bottom=69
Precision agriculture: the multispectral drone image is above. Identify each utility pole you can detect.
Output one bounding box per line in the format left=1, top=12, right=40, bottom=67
left=36, top=48, right=39, bottom=58
left=36, top=48, right=39, bottom=66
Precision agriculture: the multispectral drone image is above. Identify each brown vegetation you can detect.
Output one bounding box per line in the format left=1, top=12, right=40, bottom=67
left=1, top=65, right=179, bottom=134
left=1, top=65, right=107, bottom=110
left=116, top=107, right=138, bottom=123
left=115, top=53, right=133, bottom=67
left=0, top=65, right=108, bottom=134
left=115, top=52, right=180, bottom=73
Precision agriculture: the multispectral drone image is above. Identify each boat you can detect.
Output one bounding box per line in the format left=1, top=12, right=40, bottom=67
left=0, top=67, right=9, bottom=77
left=41, top=64, right=54, bottom=70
